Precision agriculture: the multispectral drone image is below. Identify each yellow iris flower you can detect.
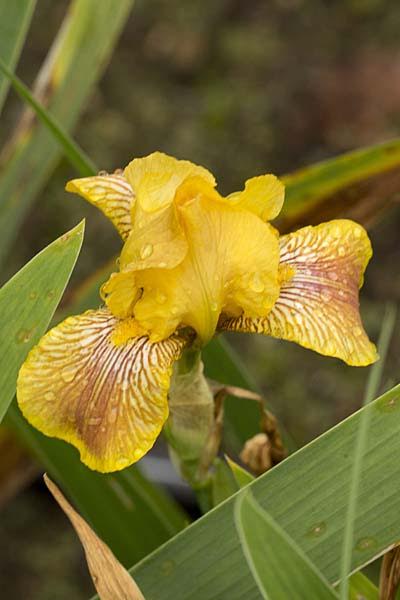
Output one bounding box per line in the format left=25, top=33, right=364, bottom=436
left=17, top=152, right=377, bottom=473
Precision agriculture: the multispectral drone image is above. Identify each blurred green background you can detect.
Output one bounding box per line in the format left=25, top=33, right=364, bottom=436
left=1, top=0, right=400, bottom=597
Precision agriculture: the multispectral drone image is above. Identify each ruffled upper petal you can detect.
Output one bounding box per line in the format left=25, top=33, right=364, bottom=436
left=124, top=151, right=216, bottom=212
left=220, top=220, right=377, bottom=366
left=228, top=175, right=285, bottom=221
left=132, top=178, right=281, bottom=343
left=118, top=153, right=217, bottom=271
left=17, top=308, right=186, bottom=472
left=66, top=173, right=134, bottom=240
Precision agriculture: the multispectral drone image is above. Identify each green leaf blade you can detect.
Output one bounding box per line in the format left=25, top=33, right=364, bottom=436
left=0, top=0, right=134, bottom=266
left=0, top=0, right=36, bottom=114
left=339, top=304, right=397, bottom=599
left=226, top=456, right=255, bottom=488
left=0, top=220, right=84, bottom=423
left=348, top=572, right=378, bottom=600
left=235, top=492, right=338, bottom=599
left=279, top=139, right=400, bottom=231
left=122, top=383, right=400, bottom=600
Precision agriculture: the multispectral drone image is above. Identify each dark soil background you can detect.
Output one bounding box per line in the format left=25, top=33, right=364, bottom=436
left=1, top=0, right=399, bottom=597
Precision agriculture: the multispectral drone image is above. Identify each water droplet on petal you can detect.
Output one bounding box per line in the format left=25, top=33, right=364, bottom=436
left=327, top=271, right=339, bottom=281
left=61, top=365, right=77, bottom=383
left=121, top=380, right=130, bottom=391
left=294, top=313, right=304, bottom=325
left=338, top=246, right=346, bottom=257
left=88, top=417, right=102, bottom=426
left=156, top=291, right=167, bottom=304
left=158, top=261, right=167, bottom=268
left=108, top=407, right=118, bottom=424
left=210, top=301, right=218, bottom=312
left=116, top=456, right=130, bottom=469
left=321, top=290, right=331, bottom=302
left=44, top=391, right=55, bottom=401
left=93, top=185, right=106, bottom=195
left=140, top=243, right=153, bottom=260
left=249, top=273, right=265, bottom=293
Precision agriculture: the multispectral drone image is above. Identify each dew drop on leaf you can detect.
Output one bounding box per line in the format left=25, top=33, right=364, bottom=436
left=15, top=328, right=33, bottom=344
left=355, top=537, right=376, bottom=551
left=307, top=521, right=327, bottom=537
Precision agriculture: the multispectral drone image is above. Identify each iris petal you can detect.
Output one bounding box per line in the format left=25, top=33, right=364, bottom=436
left=133, top=190, right=281, bottom=343
left=124, top=151, right=215, bottom=212
left=220, top=220, right=377, bottom=366
left=17, top=309, right=186, bottom=472
left=228, top=175, right=285, bottom=221
left=66, top=174, right=134, bottom=240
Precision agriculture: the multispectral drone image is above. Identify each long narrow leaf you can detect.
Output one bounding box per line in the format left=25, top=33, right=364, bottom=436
left=121, top=383, right=400, bottom=600
left=0, top=57, right=96, bottom=175
left=339, top=305, right=397, bottom=599
left=0, top=0, right=36, bottom=114
left=0, top=0, right=134, bottom=266
left=348, top=573, right=378, bottom=600
left=280, top=139, right=400, bottom=231
left=235, top=492, right=338, bottom=599
left=0, top=220, right=84, bottom=423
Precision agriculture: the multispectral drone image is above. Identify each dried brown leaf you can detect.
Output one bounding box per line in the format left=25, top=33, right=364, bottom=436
left=44, top=474, right=145, bottom=600
left=379, top=545, right=400, bottom=600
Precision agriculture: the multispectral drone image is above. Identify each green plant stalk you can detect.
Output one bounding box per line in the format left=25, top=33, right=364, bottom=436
left=165, top=349, right=217, bottom=510
left=0, top=57, right=96, bottom=176
left=339, top=304, right=397, bottom=599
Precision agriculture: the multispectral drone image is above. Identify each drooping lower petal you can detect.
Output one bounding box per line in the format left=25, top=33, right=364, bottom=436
left=66, top=174, right=134, bottom=240
left=221, top=220, right=377, bottom=366
left=17, top=309, right=186, bottom=472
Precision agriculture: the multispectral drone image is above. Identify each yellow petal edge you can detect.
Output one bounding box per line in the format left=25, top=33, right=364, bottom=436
left=66, top=173, right=134, bottom=240
left=17, top=308, right=186, bottom=472
left=221, top=220, right=377, bottom=366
